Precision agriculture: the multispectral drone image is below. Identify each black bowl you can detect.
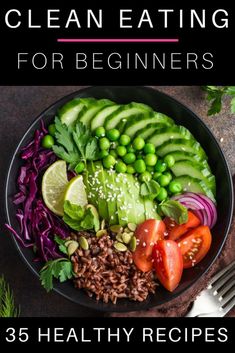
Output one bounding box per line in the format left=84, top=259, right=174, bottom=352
left=5, top=86, right=234, bottom=312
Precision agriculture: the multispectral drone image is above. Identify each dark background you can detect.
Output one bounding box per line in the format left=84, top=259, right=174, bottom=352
left=0, top=1, right=234, bottom=85
left=0, top=85, right=234, bottom=316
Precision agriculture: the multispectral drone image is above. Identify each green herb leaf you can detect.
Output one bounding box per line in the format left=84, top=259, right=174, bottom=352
left=63, top=201, right=100, bottom=232
left=203, top=86, right=235, bottom=116
left=54, top=235, right=68, bottom=255
left=0, top=276, right=20, bottom=317
left=140, top=180, right=160, bottom=200
left=85, top=138, right=99, bottom=160
left=63, top=200, right=85, bottom=220
left=39, top=258, right=74, bottom=292
left=159, top=200, right=188, bottom=224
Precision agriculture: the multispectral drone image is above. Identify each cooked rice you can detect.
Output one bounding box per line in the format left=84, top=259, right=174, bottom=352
left=71, top=232, right=157, bottom=304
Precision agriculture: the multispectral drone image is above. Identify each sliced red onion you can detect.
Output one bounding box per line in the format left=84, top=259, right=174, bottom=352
left=172, top=192, right=217, bottom=229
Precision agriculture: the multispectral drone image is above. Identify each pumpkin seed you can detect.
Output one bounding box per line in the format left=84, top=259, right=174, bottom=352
left=79, top=236, right=89, bottom=250
left=110, top=225, right=123, bottom=233
left=65, top=240, right=73, bottom=247
left=67, top=241, right=79, bottom=256
left=116, top=234, right=124, bottom=243
left=96, top=229, right=107, bottom=238
left=128, top=223, right=137, bottom=232
left=122, top=233, right=132, bottom=244
left=114, top=241, right=127, bottom=252
left=129, top=236, right=137, bottom=252
left=101, top=219, right=106, bottom=230
left=124, top=227, right=130, bottom=233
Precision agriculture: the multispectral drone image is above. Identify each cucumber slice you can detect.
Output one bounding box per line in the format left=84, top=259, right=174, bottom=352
left=137, top=123, right=173, bottom=140
left=90, top=104, right=121, bottom=131
left=165, top=152, right=211, bottom=171
left=58, top=98, right=96, bottom=126
left=155, top=139, right=207, bottom=160
left=147, top=126, right=192, bottom=147
left=170, top=160, right=216, bottom=195
left=173, top=176, right=216, bottom=203
left=124, top=112, right=174, bottom=138
left=105, top=102, right=152, bottom=130
left=79, top=99, right=114, bottom=127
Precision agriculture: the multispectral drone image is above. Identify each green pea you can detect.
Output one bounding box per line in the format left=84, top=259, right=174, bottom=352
left=42, top=135, right=54, bottom=149
left=95, top=126, right=106, bottom=138
left=144, top=143, right=155, bottom=154
left=126, top=165, right=135, bottom=174
left=119, top=134, right=131, bottom=146
left=103, top=155, right=116, bottom=169
left=123, top=152, right=136, bottom=164
left=139, top=171, right=152, bottom=182
left=106, top=128, right=120, bottom=141
left=134, top=159, right=146, bottom=173
left=109, top=150, right=118, bottom=158
left=169, top=181, right=182, bottom=194
left=144, top=153, right=158, bottom=166
left=126, top=145, right=135, bottom=153
left=154, top=160, right=167, bottom=173
left=98, top=150, right=109, bottom=159
left=153, top=172, right=162, bottom=181
left=133, top=137, right=145, bottom=150
left=157, top=174, right=171, bottom=187
left=75, top=161, right=85, bottom=174
left=115, top=161, right=127, bottom=173
left=116, top=145, right=127, bottom=157
left=156, top=187, right=168, bottom=201
left=164, top=154, right=175, bottom=168
left=48, top=124, right=56, bottom=136
left=99, top=137, right=110, bottom=150
left=163, top=171, right=173, bottom=182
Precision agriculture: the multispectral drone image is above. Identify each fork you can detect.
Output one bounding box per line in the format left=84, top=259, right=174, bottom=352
left=186, top=260, right=235, bottom=317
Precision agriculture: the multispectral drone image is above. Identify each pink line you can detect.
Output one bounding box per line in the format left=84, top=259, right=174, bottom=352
left=57, top=38, right=179, bottom=43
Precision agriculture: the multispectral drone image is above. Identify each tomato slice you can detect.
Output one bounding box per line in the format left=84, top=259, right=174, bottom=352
left=133, top=219, right=166, bottom=272
left=177, top=225, right=212, bottom=268
left=153, top=240, right=183, bottom=292
left=165, top=211, right=201, bottom=240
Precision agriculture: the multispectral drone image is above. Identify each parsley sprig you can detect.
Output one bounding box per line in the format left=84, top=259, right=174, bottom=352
left=40, top=258, right=73, bottom=292
left=52, top=117, right=99, bottom=170
left=203, top=86, right=235, bottom=116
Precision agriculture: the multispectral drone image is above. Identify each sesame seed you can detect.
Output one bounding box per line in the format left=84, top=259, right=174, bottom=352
left=166, top=242, right=171, bottom=247
left=143, top=242, right=146, bottom=247
left=220, top=137, right=224, bottom=142
left=144, top=229, right=149, bottom=233
left=183, top=241, right=188, bottom=245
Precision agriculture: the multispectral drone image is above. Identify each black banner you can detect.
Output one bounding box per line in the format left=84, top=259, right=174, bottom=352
left=0, top=0, right=234, bottom=85
left=0, top=318, right=234, bottom=346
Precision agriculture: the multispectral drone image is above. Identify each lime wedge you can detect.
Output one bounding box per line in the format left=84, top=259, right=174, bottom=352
left=64, top=175, right=87, bottom=207
left=42, top=160, right=68, bottom=216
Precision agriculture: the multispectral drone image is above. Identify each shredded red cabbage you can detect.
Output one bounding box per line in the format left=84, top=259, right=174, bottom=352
left=5, top=121, right=70, bottom=262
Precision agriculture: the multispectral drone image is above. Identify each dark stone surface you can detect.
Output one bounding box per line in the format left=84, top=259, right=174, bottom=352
left=0, top=86, right=234, bottom=317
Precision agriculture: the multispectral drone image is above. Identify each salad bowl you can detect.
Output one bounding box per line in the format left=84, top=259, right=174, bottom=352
left=5, top=86, right=234, bottom=312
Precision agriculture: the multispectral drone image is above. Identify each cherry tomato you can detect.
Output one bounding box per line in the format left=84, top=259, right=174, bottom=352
left=165, top=211, right=201, bottom=240
left=177, top=225, right=212, bottom=268
left=133, top=219, right=166, bottom=272
left=153, top=240, right=183, bottom=292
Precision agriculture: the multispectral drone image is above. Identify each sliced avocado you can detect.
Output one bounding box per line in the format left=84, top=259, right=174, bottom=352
left=124, top=112, right=174, bottom=138
left=173, top=176, right=216, bottom=202
left=58, top=98, right=96, bottom=126
left=144, top=199, right=161, bottom=220
left=79, top=99, right=114, bottom=127
left=85, top=162, right=109, bottom=221
left=90, top=104, right=121, bottom=131
left=137, top=122, right=173, bottom=140
left=155, top=138, right=207, bottom=161
left=148, top=126, right=193, bottom=148
left=170, top=160, right=216, bottom=195
left=104, top=168, right=119, bottom=225
left=105, top=102, right=152, bottom=130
